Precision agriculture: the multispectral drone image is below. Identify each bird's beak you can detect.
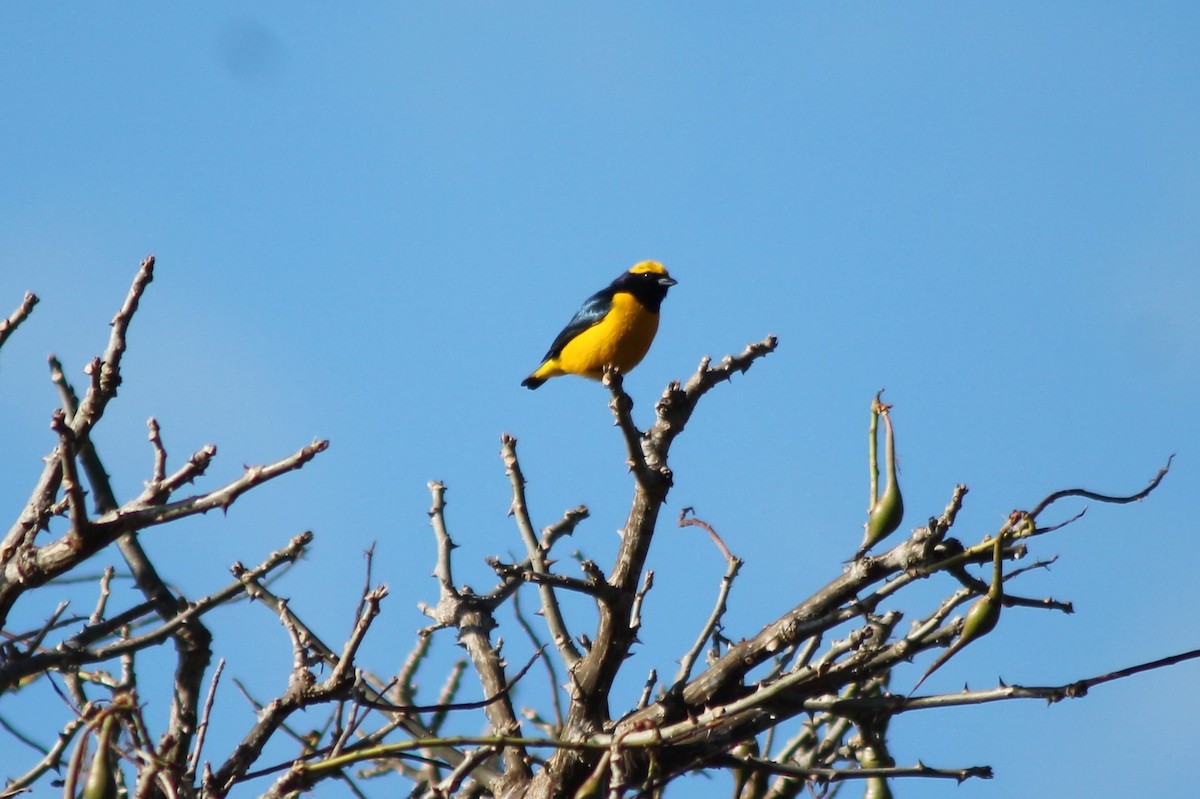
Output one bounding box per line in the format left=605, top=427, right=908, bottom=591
left=658, top=276, right=678, bottom=287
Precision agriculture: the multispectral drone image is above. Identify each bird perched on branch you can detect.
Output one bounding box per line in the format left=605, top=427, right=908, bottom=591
left=521, top=261, right=677, bottom=389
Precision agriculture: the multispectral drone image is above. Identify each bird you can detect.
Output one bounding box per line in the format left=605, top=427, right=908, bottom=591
left=521, top=261, right=677, bottom=389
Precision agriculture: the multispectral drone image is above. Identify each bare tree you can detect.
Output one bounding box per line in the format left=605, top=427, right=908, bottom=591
left=1, top=258, right=1191, bottom=799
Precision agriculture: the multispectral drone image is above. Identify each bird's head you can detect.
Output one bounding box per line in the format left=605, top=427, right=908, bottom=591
left=614, top=261, right=677, bottom=311
left=627, top=260, right=677, bottom=287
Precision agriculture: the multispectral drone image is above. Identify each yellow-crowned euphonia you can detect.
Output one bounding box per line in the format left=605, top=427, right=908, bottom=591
left=522, top=261, right=677, bottom=389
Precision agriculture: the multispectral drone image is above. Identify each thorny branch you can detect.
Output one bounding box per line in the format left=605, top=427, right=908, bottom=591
left=419, top=480, right=532, bottom=785
left=0, top=260, right=353, bottom=799
left=0, top=437, right=329, bottom=620
left=51, top=327, right=217, bottom=791
left=0, top=532, right=313, bottom=690
left=2, top=263, right=1188, bottom=799
left=672, top=512, right=742, bottom=689
left=501, top=434, right=582, bottom=669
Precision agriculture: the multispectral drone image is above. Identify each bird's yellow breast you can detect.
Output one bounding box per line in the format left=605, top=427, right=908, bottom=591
left=553, top=292, right=660, bottom=379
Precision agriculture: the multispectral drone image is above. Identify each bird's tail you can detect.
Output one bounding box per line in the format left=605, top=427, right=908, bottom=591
left=521, top=376, right=546, bottom=390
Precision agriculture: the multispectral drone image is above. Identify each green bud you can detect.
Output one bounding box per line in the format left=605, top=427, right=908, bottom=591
left=960, top=593, right=1001, bottom=645
left=910, top=527, right=1010, bottom=695
left=857, top=393, right=903, bottom=558
left=81, top=715, right=118, bottom=799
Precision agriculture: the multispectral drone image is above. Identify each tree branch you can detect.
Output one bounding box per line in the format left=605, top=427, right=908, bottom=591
left=417, top=482, right=531, bottom=784
left=501, top=434, right=582, bottom=668
left=1029, top=456, right=1173, bottom=520
left=0, top=440, right=329, bottom=626
left=603, top=370, right=654, bottom=487
left=0, top=291, right=38, bottom=353
left=0, top=532, right=312, bottom=690
left=672, top=552, right=742, bottom=689
left=69, top=254, right=155, bottom=439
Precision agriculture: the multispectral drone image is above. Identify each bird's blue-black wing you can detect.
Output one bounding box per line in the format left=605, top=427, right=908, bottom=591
left=540, top=287, right=615, bottom=361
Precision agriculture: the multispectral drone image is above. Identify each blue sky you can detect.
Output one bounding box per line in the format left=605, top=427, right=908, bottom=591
left=2, top=5, right=1198, bottom=797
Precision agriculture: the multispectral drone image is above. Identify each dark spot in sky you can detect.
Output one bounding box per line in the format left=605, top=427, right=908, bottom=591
left=216, top=17, right=282, bottom=82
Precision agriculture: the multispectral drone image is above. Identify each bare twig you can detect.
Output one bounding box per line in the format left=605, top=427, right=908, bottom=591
left=133, top=443, right=218, bottom=506
left=187, top=658, right=225, bottom=781
left=673, top=555, right=743, bottom=688
left=489, top=560, right=614, bottom=600
left=0, top=713, right=89, bottom=798
left=19, top=601, right=70, bottom=659
left=436, top=745, right=497, bottom=797
left=501, top=433, right=582, bottom=668
left=69, top=255, right=155, bottom=438
left=636, top=669, right=658, bottom=711
left=0, top=291, right=38, bottom=353
left=0, top=714, right=47, bottom=756
left=392, top=631, right=432, bottom=707
left=603, top=369, right=654, bottom=486
left=678, top=508, right=736, bottom=563
left=425, top=482, right=457, bottom=601
left=1033, top=507, right=1087, bottom=535
left=716, top=752, right=992, bottom=785
left=50, top=410, right=89, bottom=541
left=429, top=660, right=468, bottom=734
left=329, top=585, right=389, bottom=688
left=1029, top=456, right=1173, bottom=520
left=147, top=417, right=167, bottom=482
left=512, top=588, right=564, bottom=730
left=101, top=440, right=329, bottom=530
left=540, top=505, right=590, bottom=553
left=629, top=570, right=654, bottom=638
left=88, top=567, right=116, bottom=626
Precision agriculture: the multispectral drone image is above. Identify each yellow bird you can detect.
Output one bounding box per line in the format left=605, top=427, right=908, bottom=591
left=522, top=261, right=677, bottom=389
